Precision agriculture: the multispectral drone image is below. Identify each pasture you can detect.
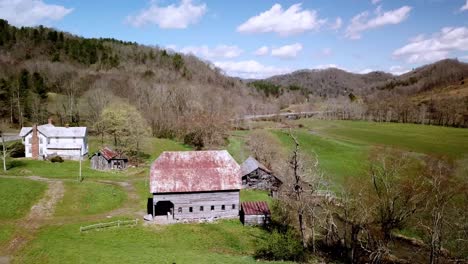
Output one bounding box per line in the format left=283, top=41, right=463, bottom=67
left=1, top=119, right=466, bottom=263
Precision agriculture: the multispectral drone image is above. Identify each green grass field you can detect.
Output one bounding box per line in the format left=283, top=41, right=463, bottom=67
left=0, top=178, right=48, bottom=220
left=15, top=220, right=289, bottom=264
left=55, top=181, right=127, bottom=217
left=0, top=224, right=15, bottom=247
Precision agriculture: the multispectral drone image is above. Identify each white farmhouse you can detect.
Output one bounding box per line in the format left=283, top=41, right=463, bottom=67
left=19, top=119, right=88, bottom=160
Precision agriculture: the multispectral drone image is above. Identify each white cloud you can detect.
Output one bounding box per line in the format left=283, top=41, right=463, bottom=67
left=0, top=0, right=72, bottom=26
left=237, top=3, right=326, bottom=36
left=330, top=17, right=342, bottom=30
left=271, top=43, right=303, bottom=59
left=179, top=45, right=243, bottom=59
left=214, top=60, right=291, bottom=79
left=389, top=65, right=410, bottom=75
left=254, top=46, right=269, bottom=56
left=345, top=5, right=412, bottom=39
left=371, top=0, right=382, bottom=5
left=461, top=0, right=468, bottom=11
left=359, top=68, right=374, bottom=74
left=393, top=26, right=468, bottom=63
left=126, top=0, right=206, bottom=29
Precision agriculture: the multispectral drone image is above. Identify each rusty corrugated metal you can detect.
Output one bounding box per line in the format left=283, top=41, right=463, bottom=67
left=101, top=147, right=118, bottom=160
left=241, top=201, right=270, bottom=215
left=150, top=150, right=241, bottom=193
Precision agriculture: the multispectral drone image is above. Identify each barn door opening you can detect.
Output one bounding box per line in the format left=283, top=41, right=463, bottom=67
left=154, top=201, right=174, bottom=218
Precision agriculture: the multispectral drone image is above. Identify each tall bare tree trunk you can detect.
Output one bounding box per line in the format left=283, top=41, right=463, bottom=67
left=1, top=131, right=6, bottom=172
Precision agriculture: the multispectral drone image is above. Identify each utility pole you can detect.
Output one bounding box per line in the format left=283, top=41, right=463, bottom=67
left=78, top=147, right=82, bottom=182
left=1, top=131, right=6, bottom=172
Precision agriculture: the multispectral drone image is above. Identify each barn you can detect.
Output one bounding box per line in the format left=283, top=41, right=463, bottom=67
left=90, top=147, right=128, bottom=170
left=150, top=150, right=241, bottom=222
left=240, top=201, right=271, bottom=226
left=240, top=157, right=282, bottom=197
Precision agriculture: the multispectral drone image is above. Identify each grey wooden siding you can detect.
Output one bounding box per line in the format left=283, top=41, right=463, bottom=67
left=153, top=190, right=239, bottom=220
left=242, top=169, right=281, bottom=195
left=243, top=215, right=270, bottom=226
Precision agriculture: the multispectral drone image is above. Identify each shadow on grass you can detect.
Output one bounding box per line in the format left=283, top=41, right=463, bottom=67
left=6, top=159, right=26, bottom=170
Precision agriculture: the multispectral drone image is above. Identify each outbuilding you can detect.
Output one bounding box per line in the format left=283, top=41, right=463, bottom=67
left=150, top=150, right=241, bottom=222
left=90, top=147, right=128, bottom=170
left=240, top=157, right=282, bottom=197
left=240, top=201, right=271, bottom=226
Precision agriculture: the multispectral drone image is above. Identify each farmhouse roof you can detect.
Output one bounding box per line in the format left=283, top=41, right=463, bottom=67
left=150, top=150, right=241, bottom=193
left=240, top=156, right=272, bottom=176
left=19, top=124, right=87, bottom=138
left=241, top=201, right=270, bottom=215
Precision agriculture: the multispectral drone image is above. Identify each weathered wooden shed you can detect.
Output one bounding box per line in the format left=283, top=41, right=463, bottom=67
left=150, top=150, right=241, bottom=222
left=90, top=147, right=128, bottom=170
left=240, top=157, right=282, bottom=197
left=240, top=201, right=271, bottom=226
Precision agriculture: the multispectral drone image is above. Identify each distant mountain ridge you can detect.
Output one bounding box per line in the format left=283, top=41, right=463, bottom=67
left=260, top=59, right=468, bottom=98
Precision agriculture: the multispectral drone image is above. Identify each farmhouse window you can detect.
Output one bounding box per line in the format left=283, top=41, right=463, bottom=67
left=40, top=138, right=43, bottom=144
left=189, top=207, right=193, bottom=213
left=200, top=206, right=204, bottom=211
left=221, top=205, right=225, bottom=210
left=178, top=207, right=182, bottom=213
left=232, top=204, right=236, bottom=209
left=211, top=205, right=214, bottom=211
left=73, top=137, right=76, bottom=143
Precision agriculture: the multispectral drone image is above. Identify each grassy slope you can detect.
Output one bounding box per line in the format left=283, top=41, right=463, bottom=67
left=55, top=181, right=127, bottom=217
left=0, top=178, right=48, bottom=220
left=15, top=220, right=289, bottom=264
left=0, top=224, right=15, bottom=247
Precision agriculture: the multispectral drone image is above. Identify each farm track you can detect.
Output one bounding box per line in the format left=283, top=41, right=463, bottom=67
left=0, top=175, right=144, bottom=263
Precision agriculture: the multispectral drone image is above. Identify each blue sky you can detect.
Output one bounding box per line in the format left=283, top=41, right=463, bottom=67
left=1, top=0, right=467, bottom=78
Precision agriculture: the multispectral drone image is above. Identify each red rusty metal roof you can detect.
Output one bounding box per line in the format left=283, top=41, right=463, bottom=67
left=100, top=147, right=118, bottom=160
left=150, top=150, right=241, bottom=193
left=241, top=201, right=271, bottom=215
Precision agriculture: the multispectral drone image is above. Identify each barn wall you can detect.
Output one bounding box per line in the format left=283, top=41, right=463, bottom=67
left=244, top=215, right=270, bottom=226
left=242, top=169, right=281, bottom=192
left=91, top=155, right=110, bottom=170
left=153, top=190, right=240, bottom=220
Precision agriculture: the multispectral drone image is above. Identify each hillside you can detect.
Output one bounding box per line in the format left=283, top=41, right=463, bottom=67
left=265, top=68, right=392, bottom=97
left=0, top=19, right=272, bottom=146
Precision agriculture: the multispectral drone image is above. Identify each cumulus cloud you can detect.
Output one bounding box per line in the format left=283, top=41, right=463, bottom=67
left=0, top=0, right=72, bottom=26
left=461, top=0, right=468, bottom=11
left=330, top=17, right=342, bottom=30
left=254, top=46, right=269, bottom=56
left=345, top=5, right=412, bottom=39
left=237, top=3, right=326, bottom=36
left=214, top=60, right=291, bottom=79
left=371, top=0, right=382, bottom=5
left=178, top=45, right=243, bottom=59
left=271, top=43, right=303, bottom=59
left=126, top=0, right=206, bottom=29
left=393, top=26, right=468, bottom=63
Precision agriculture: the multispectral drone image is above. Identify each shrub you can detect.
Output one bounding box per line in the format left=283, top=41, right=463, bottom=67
left=50, top=156, right=64, bottom=163
left=8, top=142, right=25, bottom=158
left=254, top=229, right=305, bottom=262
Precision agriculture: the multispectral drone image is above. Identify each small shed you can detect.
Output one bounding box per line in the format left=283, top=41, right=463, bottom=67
left=240, top=157, right=282, bottom=197
left=240, top=201, right=271, bottom=226
left=90, top=147, right=128, bottom=170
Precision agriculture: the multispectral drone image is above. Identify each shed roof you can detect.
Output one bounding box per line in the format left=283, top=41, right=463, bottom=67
left=99, top=147, right=127, bottom=160
left=150, top=150, right=241, bottom=193
left=240, top=156, right=272, bottom=176
left=241, top=201, right=271, bottom=215
left=19, top=124, right=87, bottom=138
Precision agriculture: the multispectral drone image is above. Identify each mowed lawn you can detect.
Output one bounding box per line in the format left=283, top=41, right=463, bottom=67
left=15, top=220, right=289, bottom=264
left=55, top=181, right=127, bottom=217
left=0, top=178, right=48, bottom=220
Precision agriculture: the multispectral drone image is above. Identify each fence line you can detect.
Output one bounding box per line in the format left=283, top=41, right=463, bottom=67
left=80, top=219, right=138, bottom=232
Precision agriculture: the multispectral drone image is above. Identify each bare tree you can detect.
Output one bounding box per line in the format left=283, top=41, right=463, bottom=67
left=278, top=131, right=326, bottom=252
left=368, top=147, right=425, bottom=242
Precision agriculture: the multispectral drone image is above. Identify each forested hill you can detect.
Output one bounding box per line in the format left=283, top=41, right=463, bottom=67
left=0, top=19, right=273, bottom=146
left=261, top=59, right=468, bottom=98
